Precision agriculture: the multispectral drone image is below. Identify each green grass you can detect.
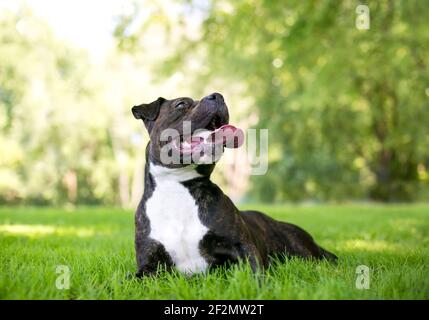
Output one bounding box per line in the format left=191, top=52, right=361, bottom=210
left=0, top=204, right=428, bottom=299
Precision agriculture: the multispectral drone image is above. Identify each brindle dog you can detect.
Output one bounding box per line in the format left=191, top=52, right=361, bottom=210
left=132, top=93, right=337, bottom=276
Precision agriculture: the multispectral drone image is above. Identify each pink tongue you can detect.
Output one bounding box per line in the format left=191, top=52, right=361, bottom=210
left=187, top=136, right=204, bottom=147
left=210, top=124, right=244, bottom=148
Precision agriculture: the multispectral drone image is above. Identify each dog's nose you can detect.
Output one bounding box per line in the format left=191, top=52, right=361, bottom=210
left=205, top=92, right=224, bottom=102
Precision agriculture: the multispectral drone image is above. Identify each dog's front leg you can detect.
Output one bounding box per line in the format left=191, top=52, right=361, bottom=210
left=135, top=239, right=173, bottom=277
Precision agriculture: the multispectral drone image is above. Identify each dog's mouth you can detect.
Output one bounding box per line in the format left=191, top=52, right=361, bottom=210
left=172, top=115, right=244, bottom=156
left=204, top=114, right=225, bottom=131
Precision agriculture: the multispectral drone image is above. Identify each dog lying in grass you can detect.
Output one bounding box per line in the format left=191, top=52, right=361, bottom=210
left=132, top=93, right=337, bottom=276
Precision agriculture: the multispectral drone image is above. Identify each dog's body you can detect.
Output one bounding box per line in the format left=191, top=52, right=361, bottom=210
left=132, top=93, right=336, bottom=276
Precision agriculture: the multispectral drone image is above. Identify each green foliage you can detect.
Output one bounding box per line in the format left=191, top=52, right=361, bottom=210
left=1, top=1, right=429, bottom=205
left=0, top=9, right=147, bottom=206
left=0, top=205, right=428, bottom=299
left=158, top=0, right=429, bottom=201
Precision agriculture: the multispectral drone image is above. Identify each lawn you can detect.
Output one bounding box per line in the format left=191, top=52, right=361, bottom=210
left=0, top=204, right=428, bottom=299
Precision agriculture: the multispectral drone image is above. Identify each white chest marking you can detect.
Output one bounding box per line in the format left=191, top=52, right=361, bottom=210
left=146, top=164, right=208, bottom=274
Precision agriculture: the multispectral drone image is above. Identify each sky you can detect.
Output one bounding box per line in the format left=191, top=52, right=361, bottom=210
left=0, top=0, right=132, bottom=61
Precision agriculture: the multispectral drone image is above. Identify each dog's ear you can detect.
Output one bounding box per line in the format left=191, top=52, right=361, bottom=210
left=132, top=97, right=165, bottom=132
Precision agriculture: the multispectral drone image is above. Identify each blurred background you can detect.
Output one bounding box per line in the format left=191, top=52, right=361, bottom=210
left=0, top=0, right=428, bottom=208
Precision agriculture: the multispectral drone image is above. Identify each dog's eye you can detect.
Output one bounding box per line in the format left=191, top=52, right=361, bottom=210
left=175, top=102, right=187, bottom=109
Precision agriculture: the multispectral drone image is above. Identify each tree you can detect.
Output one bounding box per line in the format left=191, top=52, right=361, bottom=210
left=0, top=9, right=120, bottom=205
left=144, top=0, right=429, bottom=201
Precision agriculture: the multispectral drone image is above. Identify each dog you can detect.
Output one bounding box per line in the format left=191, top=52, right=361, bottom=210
left=132, top=92, right=337, bottom=276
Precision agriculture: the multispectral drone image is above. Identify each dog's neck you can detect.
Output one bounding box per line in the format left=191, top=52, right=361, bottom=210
left=143, top=160, right=216, bottom=195
left=149, top=163, right=202, bottom=182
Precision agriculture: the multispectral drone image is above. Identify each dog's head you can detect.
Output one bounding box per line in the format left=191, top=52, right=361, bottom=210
left=132, top=93, right=243, bottom=169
